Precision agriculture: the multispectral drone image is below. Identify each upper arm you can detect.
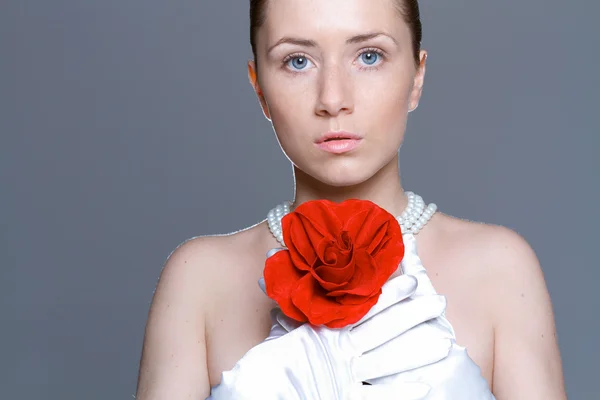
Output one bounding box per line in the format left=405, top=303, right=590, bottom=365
left=488, top=226, right=567, bottom=399
left=136, top=236, right=220, bottom=400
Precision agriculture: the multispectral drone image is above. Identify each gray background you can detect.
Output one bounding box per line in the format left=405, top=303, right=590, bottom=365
left=2, top=0, right=598, bottom=399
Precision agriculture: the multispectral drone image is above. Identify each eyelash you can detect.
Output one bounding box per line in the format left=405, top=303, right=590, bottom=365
left=282, top=47, right=387, bottom=74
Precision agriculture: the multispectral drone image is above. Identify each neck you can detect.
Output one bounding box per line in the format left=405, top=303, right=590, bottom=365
left=290, top=155, right=409, bottom=217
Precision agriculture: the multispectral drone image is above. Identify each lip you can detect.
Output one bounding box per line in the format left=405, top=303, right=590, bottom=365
left=316, top=131, right=363, bottom=144
left=315, top=131, right=363, bottom=154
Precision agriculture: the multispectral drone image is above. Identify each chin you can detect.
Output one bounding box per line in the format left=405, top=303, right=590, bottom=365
left=302, top=162, right=378, bottom=188
left=319, top=177, right=366, bottom=188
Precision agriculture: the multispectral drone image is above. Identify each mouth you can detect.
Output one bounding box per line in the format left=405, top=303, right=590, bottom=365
left=316, top=131, right=363, bottom=144
left=324, top=136, right=350, bottom=142
left=315, top=131, right=363, bottom=154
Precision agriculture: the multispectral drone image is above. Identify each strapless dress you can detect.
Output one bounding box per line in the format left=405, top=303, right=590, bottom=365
left=209, top=232, right=495, bottom=399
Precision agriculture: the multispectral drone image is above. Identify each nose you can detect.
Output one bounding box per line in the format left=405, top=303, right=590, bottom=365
left=314, top=62, right=354, bottom=117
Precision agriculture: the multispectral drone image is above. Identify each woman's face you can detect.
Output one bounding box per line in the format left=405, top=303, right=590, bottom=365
left=248, top=0, right=426, bottom=187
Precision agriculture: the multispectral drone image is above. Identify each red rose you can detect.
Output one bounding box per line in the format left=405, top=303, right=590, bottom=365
left=264, top=199, right=405, bottom=328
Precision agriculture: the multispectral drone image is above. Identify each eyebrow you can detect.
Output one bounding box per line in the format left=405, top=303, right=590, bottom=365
left=267, top=32, right=398, bottom=55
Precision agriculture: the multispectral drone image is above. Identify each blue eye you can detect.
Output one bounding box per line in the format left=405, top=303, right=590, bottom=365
left=283, top=48, right=385, bottom=73
left=289, top=56, right=309, bottom=70
left=360, top=51, right=379, bottom=65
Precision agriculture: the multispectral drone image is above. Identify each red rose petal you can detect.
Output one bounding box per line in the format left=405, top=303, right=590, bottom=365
left=372, top=236, right=404, bottom=282
left=344, top=201, right=388, bottom=245
left=324, top=296, right=379, bottom=328
left=285, top=216, right=319, bottom=270
left=327, top=250, right=379, bottom=297
left=313, top=245, right=354, bottom=284
left=365, top=220, right=390, bottom=254
left=294, top=200, right=344, bottom=235
left=322, top=243, right=340, bottom=264
left=267, top=198, right=407, bottom=328
left=263, top=249, right=308, bottom=322
left=316, top=236, right=338, bottom=264
left=291, top=274, right=346, bottom=325
left=312, top=262, right=353, bottom=291
left=287, top=203, right=340, bottom=240
left=371, top=220, right=403, bottom=256
left=337, top=289, right=381, bottom=305
left=345, top=208, right=373, bottom=247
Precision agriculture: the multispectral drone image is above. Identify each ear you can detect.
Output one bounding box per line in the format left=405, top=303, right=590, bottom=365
left=408, top=50, right=427, bottom=112
left=247, top=60, right=272, bottom=121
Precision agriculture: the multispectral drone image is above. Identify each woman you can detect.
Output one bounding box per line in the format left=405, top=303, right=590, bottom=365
left=135, top=0, right=567, bottom=398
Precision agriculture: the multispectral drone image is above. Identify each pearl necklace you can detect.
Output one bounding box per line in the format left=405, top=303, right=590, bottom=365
left=267, top=191, right=438, bottom=247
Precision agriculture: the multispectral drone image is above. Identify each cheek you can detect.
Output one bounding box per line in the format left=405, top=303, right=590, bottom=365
left=263, top=81, right=315, bottom=148
left=269, top=100, right=309, bottom=143
left=356, top=69, right=412, bottom=112
left=354, top=74, right=412, bottom=140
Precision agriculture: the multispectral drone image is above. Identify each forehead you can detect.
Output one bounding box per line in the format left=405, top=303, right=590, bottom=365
left=259, top=0, right=408, bottom=46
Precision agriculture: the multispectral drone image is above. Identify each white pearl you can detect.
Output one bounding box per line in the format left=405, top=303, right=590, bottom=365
left=266, top=192, right=438, bottom=244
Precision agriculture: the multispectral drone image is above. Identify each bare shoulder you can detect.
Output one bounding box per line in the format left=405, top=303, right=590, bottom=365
left=433, top=213, right=540, bottom=274
left=433, top=214, right=565, bottom=398
left=158, top=223, right=269, bottom=303
left=163, top=229, right=257, bottom=277
left=433, top=212, right=551, bottom=322
left=136, top=223, right=269, bottom=399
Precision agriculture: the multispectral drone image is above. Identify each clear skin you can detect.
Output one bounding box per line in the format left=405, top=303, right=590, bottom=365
left=135, top=0, right=567, bottom=399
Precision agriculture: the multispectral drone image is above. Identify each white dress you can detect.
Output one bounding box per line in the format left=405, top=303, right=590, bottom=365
left=209, top=232, right=495, bottom=399
left=370, top=233, right=495, bottom=399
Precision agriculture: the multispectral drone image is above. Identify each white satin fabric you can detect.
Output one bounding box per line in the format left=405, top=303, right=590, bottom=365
left=208, top=272, right=449, bottom=400
left=369, top=233, right=495, bottom=399
left=209, top=233, right=496, bottom=399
